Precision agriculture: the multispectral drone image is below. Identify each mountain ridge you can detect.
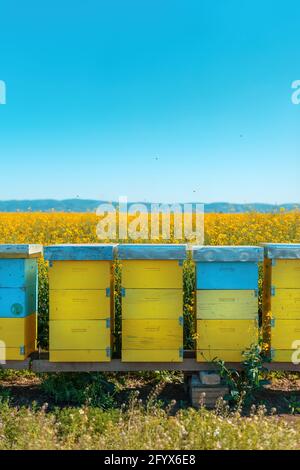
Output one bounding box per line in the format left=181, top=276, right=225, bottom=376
left=0, top=199, right=299, bottom=213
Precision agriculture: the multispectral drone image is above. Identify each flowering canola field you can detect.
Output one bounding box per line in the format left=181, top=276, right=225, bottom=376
left=0, top=211, right=300, bottom=245
left=0, top=211, right=299, bottom=350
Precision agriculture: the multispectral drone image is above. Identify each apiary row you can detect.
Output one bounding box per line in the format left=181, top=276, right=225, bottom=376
left=0, top=243, right=300, bottom=364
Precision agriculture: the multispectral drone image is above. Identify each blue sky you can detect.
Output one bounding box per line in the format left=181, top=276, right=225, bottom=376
left=0, top=0, right=299, bottom=203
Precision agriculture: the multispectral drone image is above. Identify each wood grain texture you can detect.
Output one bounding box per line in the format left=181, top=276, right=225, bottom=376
left=196, top=319, right=258, bottom=351
left=0, top=343, right=36, bottom=361
left=122, top=349, right=182, bottom=362
left=272, top=260, right=300, bottom=288
left=121, top=260, right=183, bottom=289
left=49, top=289, right=110, bottom=320
left=44, top=244, right=116, bottom=261
left=197, top=349, right=245, bottom=362
left=196, top=289, right=258, bottom=320
left=0, top=285, right=37, bottom=318
left=271, top=319, right=300, bottom=349
left=0, top=314, right=36, bottom=359
left=122, top=289, right=183, bottom=319
left=122, top=319, right=183, bottom=351
left=0, top=259, right=38, bottom=288
left=49, top=349, right=111, bottom=362
left=49, top=319, right=111, bottom=351
left=196, top=262, right=259, bottom=290
left=31, top=357, right=243, bottom=372
left=0, top=245, right=42, bottom=259
left=271, top=350, right=300, bottom=363
left=0, top=359, right=31, bottom=370
left=272, top=289, right=300, bottom=319
left=48, top=260, right=112, bottom=290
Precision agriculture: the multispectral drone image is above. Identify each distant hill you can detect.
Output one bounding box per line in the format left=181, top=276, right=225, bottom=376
left=0, top=199, right=299, bottom=213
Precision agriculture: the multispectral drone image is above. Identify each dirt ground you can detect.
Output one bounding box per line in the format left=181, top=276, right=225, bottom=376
left=1, top=372, right=300, bottom=420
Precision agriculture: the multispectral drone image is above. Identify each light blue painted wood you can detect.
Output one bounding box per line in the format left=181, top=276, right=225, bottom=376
left=263, top=244, right=300, bottom=260
left=192, top=246, right=263, bottom=262
left=0, top=244, right=42, bottom=258
left=196, top=262, right=259, bottom=290
left=0, top=259, right=38, bottom=288
left=0, top=286, right=37, bottom=318
left=44, top=244, right=117, bottom=261
left=118, top=244, right=187, bottom=260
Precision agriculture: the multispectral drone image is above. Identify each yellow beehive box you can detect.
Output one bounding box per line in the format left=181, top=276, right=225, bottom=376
left=119, top=243, right=186, bottom=289
left=271, top=290, right=300, bottom=319
left=196, top=290, right=258, bottom=320
left=121, top=260, right=183, bottom=289
left=271, top=350, right=300, bottom=363
left=197, top=350, right=244, bottom=363
left=48, top=260, right=112, bottom=290
left=50, top=350, right=111, bottom=362
left=196, top=319, right=258, bottom=362
left=271, top=260, right=300, bottom=289
left=0, top=313, right=36, bottom=360
left=118, top=244, right=186, bottom=362
left=263, top=244, right=300, bottom=362
left=49, top=289, right=111, bottom=320
left=44, top=244, right=116, bottom=362
left=49, top=319, right=111, bottom=362
left=122, top=349, right=182, bottom=362
left=271, top=319, right=300, bottom=349
left=122, top=319, right=183, bottom=362
left=122, top=289, right=183, bottom=320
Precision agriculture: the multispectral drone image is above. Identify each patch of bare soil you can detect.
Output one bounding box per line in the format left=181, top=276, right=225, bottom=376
left=1, top=373, right=300, bottom=420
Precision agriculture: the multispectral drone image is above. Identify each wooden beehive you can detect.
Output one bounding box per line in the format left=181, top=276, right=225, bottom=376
left=193, top=246, right=263, bottom=363
left=0, top=244, right=42, bottom=360
left=119, top=244, right=186, bottom=362
left=263, top=244, right=300, bottom=363
left=44, top=244, right=116, bottom=362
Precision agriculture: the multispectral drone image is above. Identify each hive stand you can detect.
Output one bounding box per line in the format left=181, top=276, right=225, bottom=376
left=189, top=372, right=229, bottom=409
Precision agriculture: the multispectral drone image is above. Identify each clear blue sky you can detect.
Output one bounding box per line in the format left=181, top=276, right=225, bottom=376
left=0, top=0, right=299, bottom=203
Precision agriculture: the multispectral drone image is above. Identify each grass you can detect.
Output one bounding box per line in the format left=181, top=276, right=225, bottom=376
left=0, top=370, right=300, bottom=450
left=0, top=395, right=299, bottom=450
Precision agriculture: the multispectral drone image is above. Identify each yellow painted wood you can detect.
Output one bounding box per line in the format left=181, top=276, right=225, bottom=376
left=271, top=350, right=300, bottom=363
left=48, top=260, right=111, bottom=290
left=49, top=289, right=110, bottom=320
left=272, top=289, right=300, bottom=319
left=122, top=319, right=182, bottom=350
left=49, top=320, right=110, bottom=350
left=196, top=320, right=258, bottom=351
left=0, top=343, right=36, bottom=361
left=272, top=260, right=300, bottom=289
left=122, top=349, right=182, bottom=362
left=271, top=320, right=300, bottom=349
left=197, top=350, right=244, bottom=362
left=196, top=290, right=258, bottom=320
left=50, top=349, right=110, bottom=362
left=122, top=289, right=183, bottom=319
left=121, top=260, right=183, bottom=289
left=0, top=314, right=36, bottom=349
left=262, top=258, right=272, bottom=350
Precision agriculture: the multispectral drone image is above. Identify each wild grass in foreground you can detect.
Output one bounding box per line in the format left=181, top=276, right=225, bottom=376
left=0, top=396, right=299, bottom=450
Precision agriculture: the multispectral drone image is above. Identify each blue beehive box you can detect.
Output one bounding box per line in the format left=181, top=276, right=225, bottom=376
left=193, top=246, right=263, bottom=290
left=0, top=245, right=43, bottom=318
